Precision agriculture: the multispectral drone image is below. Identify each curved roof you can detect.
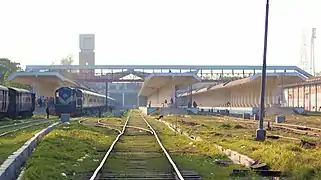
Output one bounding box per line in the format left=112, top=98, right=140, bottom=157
left=0, top=85, right=8, bottom=91
left=179, top=72, right=308, bottom=97
left=138, top=73, right=202, bottom=97
left=8, top=87, right=31, bottom=93
left=8, top=72, right=77, bottom=85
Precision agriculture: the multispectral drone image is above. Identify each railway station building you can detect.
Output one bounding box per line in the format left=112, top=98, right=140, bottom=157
left=283, top=76, right=321, bottom=112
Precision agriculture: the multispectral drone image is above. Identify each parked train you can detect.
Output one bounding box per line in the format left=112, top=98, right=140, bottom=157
left=0, top=85, right=36, bottom=119
left=54, top=87, right=116, bottom=117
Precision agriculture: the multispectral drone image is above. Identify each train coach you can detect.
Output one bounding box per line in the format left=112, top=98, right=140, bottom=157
left=54, top=87, right=115, bottom=117
left=0, top=85, right=35, bottom=119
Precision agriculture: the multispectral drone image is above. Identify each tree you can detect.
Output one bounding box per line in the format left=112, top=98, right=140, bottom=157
left=0, top=58, right=20, bottom=73
left=60, top=55, right=74, bottom=65
left=0, top=58, right=31, bottom=90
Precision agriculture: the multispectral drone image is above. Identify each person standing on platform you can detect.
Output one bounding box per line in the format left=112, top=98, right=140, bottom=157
left=46, top=107, right=50, bottom=119
left=41, top=96, right=45, bottom=107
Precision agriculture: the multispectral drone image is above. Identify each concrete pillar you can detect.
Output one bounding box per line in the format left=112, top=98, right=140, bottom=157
left=297, top=86, right=300, bottom=107
left=32, top=82, right=40, bottom=98
left=137, top=95, right=140, bottom=107
left=287, top=88, right=289, bottom=107
left=266, top=88, right=270, bottom=107
left=254, top=90, right=257, bottom=107
left=309, top=85, right=311, bottom=111
left=122, top=93, right=125, bottom=107
left=171, top=77, right=177, bottom=108
left=231, top=93, right=234, bottom=106
left=189, top=85, right=192, bottom=106
left=250, top=90, right=253, bottom=107
left=303, top=86, right=306, bottom=109
left=315, top=84, right=318, bottom=112
left=238, top=91, right=241, bottom=107
left=234, top=93, right=237, bottom=106
left=292, top=88, right=294, bottom=107
left=247, top=91, right=250, bottom=107
left=246, top=91, right=249, bottom=107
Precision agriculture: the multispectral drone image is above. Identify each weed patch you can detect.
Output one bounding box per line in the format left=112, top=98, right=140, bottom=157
left=162, top=115, right=321, bottom=179
left=0, top=122, right=55, bottom=165
left=22, top=123, right=118, bottom=180
left=147, top=118, right=251, bottom=179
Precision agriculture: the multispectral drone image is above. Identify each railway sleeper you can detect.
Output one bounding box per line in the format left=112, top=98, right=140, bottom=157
left=94, top=170, right=202, bottom=180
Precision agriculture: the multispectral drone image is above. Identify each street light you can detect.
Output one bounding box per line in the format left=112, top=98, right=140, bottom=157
left=256, top=0, right=270, bottom=141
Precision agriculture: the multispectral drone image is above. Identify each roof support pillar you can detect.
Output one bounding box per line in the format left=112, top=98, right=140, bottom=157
left=171, top=76, right=177, bottom=108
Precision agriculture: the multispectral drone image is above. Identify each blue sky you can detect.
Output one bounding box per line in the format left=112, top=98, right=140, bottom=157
left=0, top=0, right=320, bottom=73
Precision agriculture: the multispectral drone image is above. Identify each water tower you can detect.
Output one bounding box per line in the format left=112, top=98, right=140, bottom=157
left=79, top=34, right=95, bottom=74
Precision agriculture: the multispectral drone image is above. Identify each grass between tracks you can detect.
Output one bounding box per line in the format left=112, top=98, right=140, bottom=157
left=0, top=116, right=57, bottom=126
left=146, top=117, right=251, bottom=180
left=0, top=118, right=58, bottom=134
left=160, top=114, right=321, bottom=180
left=21, top=118, right=123, bottom=180
left=0, top=121, right=57, bottom=165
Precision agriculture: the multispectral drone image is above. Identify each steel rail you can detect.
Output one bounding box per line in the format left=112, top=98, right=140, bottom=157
left=96, top=120, right=122, bottom=134
left=140, top=114, right=185, bottom=180
left=89, top=110, right=132, bottom=180
left=0, top=120, right=56, bottom=137
left=0, top=118, right=54, bottom=129
left=97, top=120, right=153, bottom=134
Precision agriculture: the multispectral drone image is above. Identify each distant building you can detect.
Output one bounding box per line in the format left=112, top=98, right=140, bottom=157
left=283, top=76, right=321, bottom=111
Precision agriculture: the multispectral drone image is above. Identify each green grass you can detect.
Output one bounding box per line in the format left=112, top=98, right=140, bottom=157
left=218, top=113, right=321, bottom=129
left=160, top=115, right=321, bottom=179
left=21, top=122, right=119, bottom=180
left=0, top=119, right=58, bottom=134
left=0, top=122, right=56, bottom=165
left=0, top=119, right=25, bottom=126
left=280, top=115, right=321, bottom=128
left=146, top=117, right=251, bottom=180
left=0, top=117, right=45, bottom=126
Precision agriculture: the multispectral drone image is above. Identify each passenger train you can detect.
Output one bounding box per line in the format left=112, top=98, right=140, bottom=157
left=0, top=85, right=36, bottom=119
left=54, top=87, right=115, bottom=117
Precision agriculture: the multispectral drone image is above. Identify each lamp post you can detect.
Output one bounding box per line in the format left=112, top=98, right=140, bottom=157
left=256, top=0, right=270, bottom=141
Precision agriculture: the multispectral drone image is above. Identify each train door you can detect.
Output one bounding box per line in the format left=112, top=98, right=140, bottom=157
left=4, top=91, right=8, bottom=111
left=0, top=90, right=4, bottom=111
left=75, top=90, right=82, bottom=109
left=31, top=94, right=36, bottom=111
left=19, top=93, right=22, bottom=110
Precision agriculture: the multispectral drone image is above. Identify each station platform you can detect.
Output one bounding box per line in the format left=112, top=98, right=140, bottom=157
left=8, top=72, right=78, bottom=98
left=178, top=72, right=308, bottom=108
left=138, top=73, right=201, bottom=107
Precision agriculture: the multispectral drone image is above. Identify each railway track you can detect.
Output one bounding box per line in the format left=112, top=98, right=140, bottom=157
left=0, top=119, right=57, bottom=137
left=217, top=116, right=321, bottom=137
left=89, top=111, right=201, bottom=180
left=0, top=118, right=55, bottom=129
